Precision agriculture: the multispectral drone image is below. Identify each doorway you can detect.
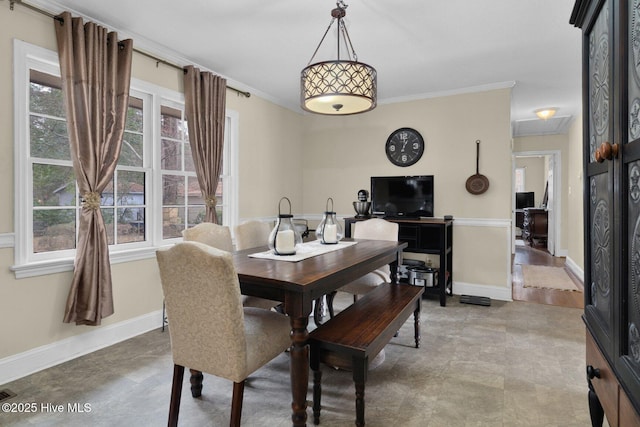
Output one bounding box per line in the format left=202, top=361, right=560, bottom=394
left=511, top=150, right=561, bottom=255
left=511, top=150, right=582, bottom=309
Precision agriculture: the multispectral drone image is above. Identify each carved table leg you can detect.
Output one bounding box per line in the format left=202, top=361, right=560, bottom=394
left=352, top=357, right=367, bottom=427
left=414, top=302, right=421, bottom=348
left=290, top=315, right=309, bottom=427
left=311, top=347, right=322, bottom=426
left=390, top=257, right=400, bottom=284
left=313, top=297, right=325, bottom=326
left=189, top=369, right=203, bottom=398
left=326, top=291, right=337, bottom=318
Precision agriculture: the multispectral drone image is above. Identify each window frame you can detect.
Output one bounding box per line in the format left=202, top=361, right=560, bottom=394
left=12, top=40, right=238, bottom=278
left=514, top=167, right=526, bottom=193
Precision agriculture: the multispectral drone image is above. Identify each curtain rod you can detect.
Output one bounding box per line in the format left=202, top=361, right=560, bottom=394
left=8, top=0, right=251, bottom=98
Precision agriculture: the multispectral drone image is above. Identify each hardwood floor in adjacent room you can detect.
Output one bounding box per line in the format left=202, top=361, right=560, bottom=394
left=512, top=239, right=584, bottom=309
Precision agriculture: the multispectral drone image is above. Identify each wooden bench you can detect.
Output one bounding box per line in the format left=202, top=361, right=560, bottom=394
left=309, top=282, right=424, bottom=426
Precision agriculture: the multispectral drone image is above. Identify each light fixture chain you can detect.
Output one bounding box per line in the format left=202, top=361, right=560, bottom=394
left=339, top=20, right=357, bottom=62
left=307, top=17, right=336, bottom=65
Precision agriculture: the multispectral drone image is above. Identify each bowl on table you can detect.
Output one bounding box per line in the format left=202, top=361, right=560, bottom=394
left=353, top=201, right=371, bottom=218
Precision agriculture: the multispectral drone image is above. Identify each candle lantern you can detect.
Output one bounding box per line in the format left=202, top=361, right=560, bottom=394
left=316, top=197, right=343, bottom=244
left=269, top=197, right=302, bottom=255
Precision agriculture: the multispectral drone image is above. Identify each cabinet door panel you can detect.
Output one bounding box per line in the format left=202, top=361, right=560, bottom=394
left=617, top=0, right=640, bottom=404
left=584, top=0, right=616, bottom=356
left=587, top=172, right=615, bottom=347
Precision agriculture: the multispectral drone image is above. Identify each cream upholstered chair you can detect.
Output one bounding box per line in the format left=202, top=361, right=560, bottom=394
left=156, top=242, right=291, bottom=427
left=234, top=220, right=272, bottom=251
left=182, top=222, right=233, bottom=252
left=182, top=222, right=276, bottom=310
left=233, top=221, right=281, bottom=310
left=327, top=218, right=399, bottom=316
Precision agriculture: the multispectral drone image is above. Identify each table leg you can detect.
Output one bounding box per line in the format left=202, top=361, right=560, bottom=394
left=189, top=369, right=203, bottom=397
left=390, top=251, right=402, bottom=284
left=290, top=315, right=309, bottom=426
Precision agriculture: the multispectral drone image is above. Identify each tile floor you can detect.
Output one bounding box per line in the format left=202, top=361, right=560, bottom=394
left=0, top=293, right=594, bottom=427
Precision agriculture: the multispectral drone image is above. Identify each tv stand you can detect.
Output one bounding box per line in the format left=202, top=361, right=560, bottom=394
left=344, top=217, right=453, bottom=306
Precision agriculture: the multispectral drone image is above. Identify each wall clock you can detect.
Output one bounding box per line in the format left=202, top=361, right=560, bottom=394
left=385, top=127, right=424, bottom=167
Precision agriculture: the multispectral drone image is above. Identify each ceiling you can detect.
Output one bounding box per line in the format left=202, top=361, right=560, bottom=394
left=27, top=0, right=583, bottom=137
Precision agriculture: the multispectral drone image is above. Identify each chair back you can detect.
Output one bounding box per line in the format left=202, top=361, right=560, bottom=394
left=156, top=241, right=249, bottom=378
left=353, top=218, right=399, bottom=242
left=182, top=222, right=233, bottom=252
left=234, top=220, right=272, bottom=250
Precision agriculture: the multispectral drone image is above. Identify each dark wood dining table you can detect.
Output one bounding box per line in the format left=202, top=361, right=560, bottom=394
left=233, top=238, right=407, bottom=426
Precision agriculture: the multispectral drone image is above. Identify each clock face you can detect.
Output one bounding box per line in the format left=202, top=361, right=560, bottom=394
left=385, top=128, right=424, bottom=167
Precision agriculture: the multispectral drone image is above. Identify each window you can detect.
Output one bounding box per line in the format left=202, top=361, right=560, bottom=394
left=13, top=40, right=238, bottom=277
left=160, top=103, right=205, bottom=239
left=157, top=99, right=237, bottom=241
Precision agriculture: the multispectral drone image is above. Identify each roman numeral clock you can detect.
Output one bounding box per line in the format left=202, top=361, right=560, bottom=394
left=385, top=127, right=424, bottom=167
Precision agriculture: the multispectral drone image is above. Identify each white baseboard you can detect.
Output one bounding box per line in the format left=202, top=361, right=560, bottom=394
left=0, top=310, right=164, bottom=385
left=453, top=281, right=513, bottom=302
left=565, top=256, right=585, bottom=284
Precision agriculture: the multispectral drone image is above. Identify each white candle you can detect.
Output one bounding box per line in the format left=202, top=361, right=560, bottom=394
left=323, top=224, right=337, bottom=243
left=275, top=229, right=295, bottom=254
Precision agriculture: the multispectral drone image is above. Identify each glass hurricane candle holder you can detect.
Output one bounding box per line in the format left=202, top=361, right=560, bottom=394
left=316, top=197, right=343, bottom=244
left=269, top=197, right=302, bottom=255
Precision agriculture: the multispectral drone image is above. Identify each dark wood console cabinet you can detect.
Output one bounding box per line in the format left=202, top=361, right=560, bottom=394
left=572, top=0, right=640, bottom=425
left=522, top=208, right=547, bottom=246
left=344, top=217, right=453, bottom=306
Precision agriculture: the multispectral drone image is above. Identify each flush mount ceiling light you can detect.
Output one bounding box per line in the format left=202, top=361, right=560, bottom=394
left=535, top=108, right=557, bottom=120
left=300, top=1, right=377, bottom=115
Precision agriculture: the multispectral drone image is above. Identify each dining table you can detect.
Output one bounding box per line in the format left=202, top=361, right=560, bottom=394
left=195, top=238, right=407, bottom=426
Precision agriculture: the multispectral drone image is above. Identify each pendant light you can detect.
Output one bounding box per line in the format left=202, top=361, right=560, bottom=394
left=300, top=1, right=377, bottom=115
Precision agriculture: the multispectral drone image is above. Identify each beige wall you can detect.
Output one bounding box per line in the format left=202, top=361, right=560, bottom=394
left=302, top=89, right=514, bottom=296
left=567, top=114, right=585, bottom=271
left=301, top=90, right=513, bottom=219
left=227, top=94, right=304, bottom=218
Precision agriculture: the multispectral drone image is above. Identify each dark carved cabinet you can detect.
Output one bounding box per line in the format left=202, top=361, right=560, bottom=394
left=572, top=0, right=640, bottom=425
left=522, top=208, right=548, bottom=246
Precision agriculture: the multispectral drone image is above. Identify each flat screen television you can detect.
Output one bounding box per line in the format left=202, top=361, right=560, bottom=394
left=515, top=191, right=535, bottom=209
left=371, top=175, right=434, bottom=218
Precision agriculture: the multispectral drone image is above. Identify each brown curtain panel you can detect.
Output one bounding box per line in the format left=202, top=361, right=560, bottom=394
left=55, top=12, right=133, bottom=325
left=183, top=66, right=227, bottom=224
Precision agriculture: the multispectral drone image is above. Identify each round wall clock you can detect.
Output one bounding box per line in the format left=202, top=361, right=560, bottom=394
left=385, top=127, right=424, bottom=167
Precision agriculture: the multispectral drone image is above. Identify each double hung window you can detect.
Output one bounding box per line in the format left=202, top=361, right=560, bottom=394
left=13, top=41, right=237, bottom=277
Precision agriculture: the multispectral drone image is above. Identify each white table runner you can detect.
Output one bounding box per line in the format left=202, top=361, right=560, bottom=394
left=248, top=240, right=357, bottom=262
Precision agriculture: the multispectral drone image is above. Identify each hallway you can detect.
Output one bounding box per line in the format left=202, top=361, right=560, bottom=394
left=512, top=239, right=584, bottom=309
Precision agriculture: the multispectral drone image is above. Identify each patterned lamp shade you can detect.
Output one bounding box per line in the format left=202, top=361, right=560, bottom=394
left=301, top=60, right=377, bottom=115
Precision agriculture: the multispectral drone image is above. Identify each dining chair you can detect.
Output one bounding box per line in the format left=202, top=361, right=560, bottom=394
left=326, top=218, right=399, bottom=317
left=234, top=220, right=272, bottom=251
left=233, top=221, right=281, bottom=311
left=182, top=222, right=234, bottom=252
left=183, top=222, right=277, bottom=310
left=156, top=241, right=292, bottom=427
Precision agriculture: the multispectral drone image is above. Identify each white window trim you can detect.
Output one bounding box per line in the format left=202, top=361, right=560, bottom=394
left=11, top=40, right=239, bottom=278
left=515, top=167, right=526, bottom=193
